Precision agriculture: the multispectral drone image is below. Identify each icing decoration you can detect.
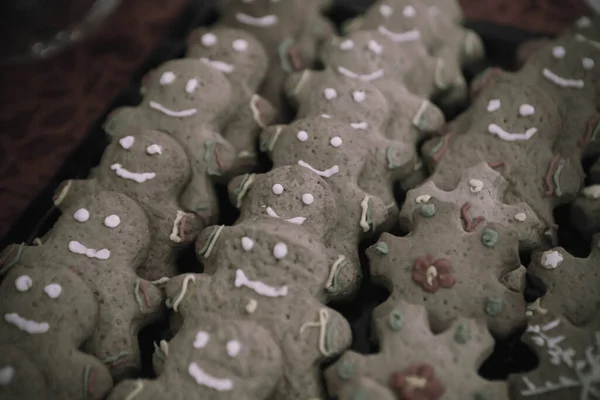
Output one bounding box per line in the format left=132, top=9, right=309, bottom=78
left=151, top=277, right=170, bottom=285
left=460, top=202, right=485, bottom=232
left=264, top=126, right=283, bottom=152
left=273, top=242, right=288, bottom=259
left=542, top=69, right=584, bottom=89
left=519, top=104, right=535, bottom=117
left=193, top=331, right=209, bottom=349
left=185, top=79, right=199, bottom=94
left=297, top=160, right=340, bottom=178
left=480, top=229, right=499, bottom=247
left=272, top=183, right=284, bottom=195
left=412, top=255, right=455, bottom=293
left=102, top=351, right=132, bottom=369
left=379, top=4, right=393, bottom=17
left=434, top=59, right=448, bottom=89
left=146, top=144, right=162, bottom=155
left=325, top=255, right=346, bottom=294
left=488, top=124, right=537, bottom=141
left=389, top=364, right=445, bottom=400
left=337, top=361, right=354, bottom=380
left=526, top=298, right=548, bottom=316
left=484, top=297, right=504, bottom=316
left=340, top=39, right=354, bottom=50
left=544, top=155, right=566, bottom=197
left=367, top=40, right=383, bottom=55
left=199, top=57, right=235, bottom=74
left=469, top=179, right=484, bottom=193
left=201, top=32, right=217, bottom=46
left=0, top=366, right=15, bottom=385
left=44, top=283, right=62, bottom=299
left=415, top=195, right=431, bottom=204
left=330, top=136, right=342, bottom=147
left=188, top=363, right=233, bottom=391
left=386, top=147, right=402, bottom=169
left=352, top=90, right=366, bottom=103
left=322, top=114, right=332, bottom=119
left=232, top=39, right=248, bottom=52
left=168, top=274, right=196, bottom=312
left=302, top=193, right=314, bottom=205
left=403, top=5, right=416, bottom=17
left=123, top=381, right=144, bottom=400
left=487, top=99, right=501, bottom=112
left=299, top=308, right=336, bottom=356
left=198, top=225, right=224, bottom=258
left=241, top=236, right=254, bottom=251
left=388, top=310, right=404, bottom=331
left=377, top=25, right=421, bottom=42
left=277, top=38, right=301, bottom=73
left=133, top=279, right=153, bottom=311
left=420, top=204, right=436, bottom=217
left=245, top=298, right=257, bottom=314
left=552, top=46, right=566, bottom=59
left=430, top=132, right=452, bottom=162
left=249, top=95, right=267, bottom=129
left=82, top=365, right=93, bottom=399
left=233, top=173, right=255, bottom=208
left=265, top=207, right=306, bottom=225
left=104, top=215, right=121, bottom=228
left=582, top=57, right=595, bottom=70
left=234, top=269, right=288, bottom=297
left=374, top=241, right=389, bottom=254
left=513, top=212, right=527, bottom=222
left=111, top=163, right=156, bottom=183
left=0, top=244, right=24, bottom=276
left=148, top=101, right=198, bottom=118
left=297, top=130, right=309, bottom=142
left=4, top=313, right=49, bottom=334
left=576, top=16, right=592, bottom=28
left=169, top=211, right=187, bottom=243
left=337, top=66, right=384, bottom=82
left=454, top=322, right=471, bottom=344
left=74, top=208, right=90, bottom=222
left=541, top=250, right=563, bottom=269
left=227, top=340, right=242, bottom=357
left=15, top=275, right=32, bottom=291
left=324, top=88, right=338, bottom=100
left=204, top=141, right=224, bottom=176
left=235, top=13, right=278, bottom=27
left=159, top=71, right=176, bottom=85
left=351, top=122, right=369, bottom=130
left=582, top=185, right=600, bottom=199
left=119, top=136, right=135, bottom=149
left=68, top=241, right=110, bottom=260
left=53, top=180, right=72, bottom=206
left=474, top=390, right=492, bottom=400
left=575, top=33, right=600, bottom=50
left=359, top=196, right=373, bottom=232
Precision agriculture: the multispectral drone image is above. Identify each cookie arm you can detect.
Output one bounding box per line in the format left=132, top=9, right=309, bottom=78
left=52, top=179, right=99, bottom=211
left=102, top=107, right=141, bottom=138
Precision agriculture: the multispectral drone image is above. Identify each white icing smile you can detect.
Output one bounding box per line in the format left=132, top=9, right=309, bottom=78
left=337, top=66, right=384, bottom=82
left=488, top=124, right=537, bottom=141
left=68, top=240, right=111, bottom=260
left=111, top=163, right=156, bottom=183
left=297, top=160, right=339, bottom=177
left=234, top=269, right=288, bottom=297
left=149, top=101, right=198, bottom=117
left=5, top=313, right=49, bottom=334
left=575, top=33, right=600, bottom=50
left=199, top=57, right=235, bottom=74
left=542, top=68, right=585, bottom=89
left=188, top=363, right=233, bottom=391
left=235, top=13, right=278, bottom=27
left=377, top=25, right=421, bottom=42
left=265, top=207, right=306, bottom=225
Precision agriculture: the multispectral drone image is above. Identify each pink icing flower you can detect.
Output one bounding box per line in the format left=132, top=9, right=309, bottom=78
left=412, top=255, right=455, bottom=293
left=389, top=364, right=445, bottom=400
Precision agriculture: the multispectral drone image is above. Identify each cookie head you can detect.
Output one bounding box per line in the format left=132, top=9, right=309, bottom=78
left=141, top=59, right=232, bottom=121
left=354, top=2, right=424, bottom=43
left=187, top=27, right=268, bottom=88
left=103, top=130, right=190, bottom=193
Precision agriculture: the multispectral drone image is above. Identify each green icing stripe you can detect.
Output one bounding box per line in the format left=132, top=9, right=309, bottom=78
left=0, top=244, right=24, bottom=276
left=278, top=38, right=295, bottom=73
left=197, top=227, right=219, bottom=257
left=552, top=160, right=565, bottom=197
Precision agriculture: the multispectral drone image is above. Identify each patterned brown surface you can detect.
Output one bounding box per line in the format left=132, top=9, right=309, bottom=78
left=0, top=0, right=188, bottom=239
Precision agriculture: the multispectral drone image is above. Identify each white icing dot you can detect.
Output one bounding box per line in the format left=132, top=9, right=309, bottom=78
left=186, top=79, right=199, bottom=94
left=273, top=242, right=288, bottom=259
left=297, top=130, right=308, bottom=141
left=324, top=88, right=337, bottom=100
left=368, top=40, right=382, bottom=55
left=340, top=39, right=354, bottom=50
left=515, top=213, right=527, bottom=222
left=302, top=193, right=314, bottom=205
left=193, top=331, right=210, bottom=348
left=201, top=33, right=217, bottom=47
left=468, top=179, right=484, bottom=193
left=415, top=194, right=431, bottom=203
left=226, top=340, right=242, bottom=357
left=44, top=283, right=62, bottom=299
left=241, top=236, right=254, bottom=251
left=379, top=4, right=393, bottom=17
left=104, top=215, right=121, bottom=228
left=352, top=90, right=366, bottom=103
left=583, top=57, right=595, bottom=70
left=272, top=183, right=284, bottom=195
left=487, top=99, right=501, bottom=112
left=73, top=208, right=90, bottom=222
left=321, top=114, right=332, bottom=119
left=576, top=16, right=592, bottom=28
left=519, top=104, right=535, bottom=116
left=119, top=136, right=135, bottom=149
left=160, top=71, right=176, bottom=85
left=146, top=144, right=163, bottom=155
left=15, top=275, right=32, bottom=292
left=232, top=39, right=248, bottom=52
left=330, top=136, right=342, bottom=147
left=0, top=366, right=15, bottom=386
left=552, top=46, right=566, bottom=59
left=403, top=5, right=416, bottom=17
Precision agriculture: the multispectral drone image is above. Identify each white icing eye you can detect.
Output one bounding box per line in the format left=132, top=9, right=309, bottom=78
left=519, top=104, right=535, bottom=116
left=186, top=79, right=199, bottom=94
left=73, top=208, right=90, bottom=222
left=583, top=57, right=595, bottom=70
left=330, top=136, right=342, bottom=147
left=379, top=4, right=393, bottom=17
left=340, top=39, right=354, bottom=50
left=226, top=340, right=242, bottom=357
left=15, top=275, right=32, bottom=292
left=233, top=39, right=248, bottom=52
left=119, top=136, right=135, bottom=149
left=160, top=71, right=176, bottom=85
left=44, top=283, right=62, bottom=299
left=403, top=5, right=416, bottom=17
left=273, top=242, right=288, bottom=259
left=146, top=144, right=162, bottom=155
left=552, top=46, right=566, bottom=59
left=302, top=193, right=314, bottom=205
left=297, top=130, right=308, bottom=141
left=201, top=33, right=217, bottom=47
left=272, top=183, right=284, bottom=194
left=487, top=99, right=501, bottom=112
left=324, top=88, right=337, bottom=100
left=368, top=40, right=382, bottom=55
left=193, top=331, right=210, bottom=348
left=576, top=16, right=592, bottom=28
left=241, top=236, right=254, bottom=251
left=352, top=90, right=366, bottom=103
left=104, top=215, right=121, bottom=228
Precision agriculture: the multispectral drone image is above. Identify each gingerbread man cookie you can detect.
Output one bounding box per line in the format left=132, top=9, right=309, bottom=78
left=367, top=199, right=527, bottom=338
left=570, top=182, right=600, bottom=239
left=509, top=313, right=600, bottom=400
left=0, top=264, right=113, bottom=400
left=526, top=234, right=600, bottom=326
left=0, top=191, right=165, bottom=379
left=325, top=300, right=510, bottom=399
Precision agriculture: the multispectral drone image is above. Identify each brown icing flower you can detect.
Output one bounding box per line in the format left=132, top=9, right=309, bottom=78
left=389, top=364, right=445, bottom=400
left=412, top=255, right=455, bottom=293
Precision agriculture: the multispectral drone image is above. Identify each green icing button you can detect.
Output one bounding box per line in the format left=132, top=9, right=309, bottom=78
left=481, top=228, right=499, bottom=247
left=474, top=389, right=492, bottom=400
left=485, top=297, right=504, bottom=317
left=337, top=361, right=354, bottom=380
left=388, top=310, right=404, bottom=331
left=374, top=241, right=389, bottom=254
left=454, top=322, right=471, bottom=344
left=421, top=204, right=436, bottom=218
